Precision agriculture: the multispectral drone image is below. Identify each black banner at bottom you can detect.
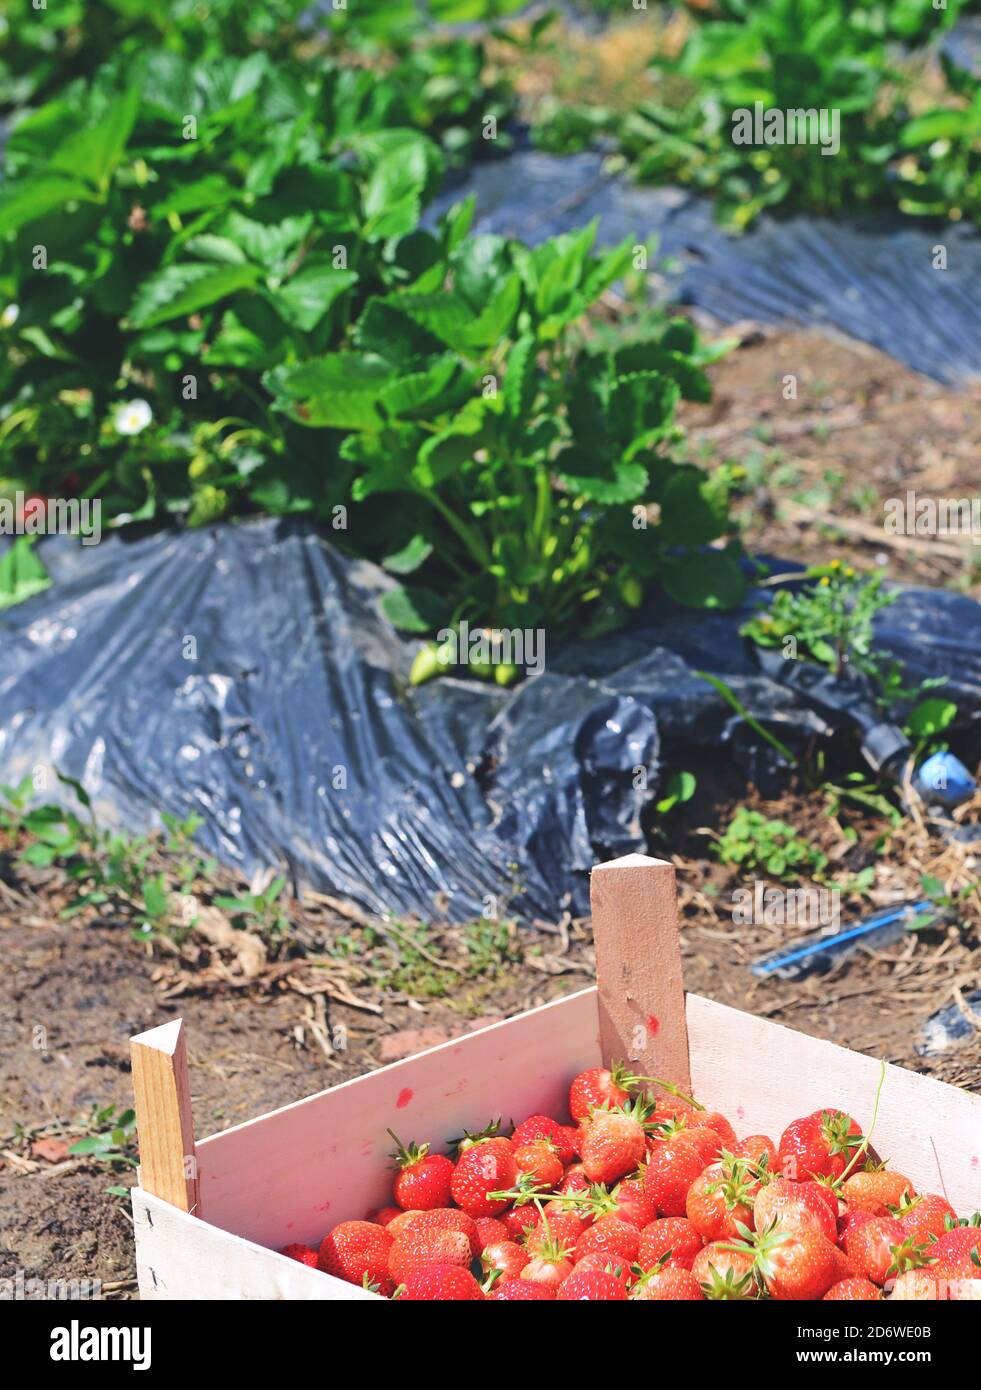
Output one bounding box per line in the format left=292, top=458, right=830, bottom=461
left=0, top=1294, right=970, bottom=1377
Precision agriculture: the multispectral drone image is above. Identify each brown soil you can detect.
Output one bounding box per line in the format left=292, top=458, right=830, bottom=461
left=1, top=325, right=979, bottom=1298
left=682, top=322, right=981, bottom=597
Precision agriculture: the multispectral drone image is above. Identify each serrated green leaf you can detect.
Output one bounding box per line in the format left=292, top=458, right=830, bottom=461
left=49, top=87, right=140, bottom=190
left=556, top=451, right=649, bottom=504
left=660, top=467, right=729, bottom=544
left=0, top=176, right=98, bottom=234
left=379, top=356, right=461, bottom=419
left=274, top=259, right=357, bottom=332
left=273, top=352, right=395, bottom=431
left=128, top=263, right=263, bottom=329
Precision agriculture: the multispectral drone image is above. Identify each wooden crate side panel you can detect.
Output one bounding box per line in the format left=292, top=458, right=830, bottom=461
left=686, top=994, right=981, bottom=1211
left=132, top=1189, right=380, bottom=1301
left=196, top=988, right=602, bottom=1250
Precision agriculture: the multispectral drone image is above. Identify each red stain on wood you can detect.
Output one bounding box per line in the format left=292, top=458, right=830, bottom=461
left=646, top=1015, right=660, bottom=1037
left=396, top=1087, right=414, bottom=1109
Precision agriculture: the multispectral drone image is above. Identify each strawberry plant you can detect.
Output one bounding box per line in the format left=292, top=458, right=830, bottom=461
left=534, top=0, right=981, bottom=229
left=0, top=41, right=742, bottom=644
left=268, top=215, right=745, bottom=638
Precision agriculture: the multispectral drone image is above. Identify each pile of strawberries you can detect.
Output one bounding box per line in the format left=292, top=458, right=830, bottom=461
left=281, top=1064, right=980, bottom=1301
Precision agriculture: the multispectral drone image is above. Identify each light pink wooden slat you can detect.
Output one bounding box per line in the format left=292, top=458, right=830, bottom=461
left=132, top=1189, right=380, bottom=1300
left=195, top=988, right=602, bottom=1250
left=686, top=994, right=981, bottom=1213
left=591, top=853, right=691, bottom=1091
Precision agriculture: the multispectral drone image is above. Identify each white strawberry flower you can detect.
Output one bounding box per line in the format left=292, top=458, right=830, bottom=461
left=113, top=398, right=153, bottom=436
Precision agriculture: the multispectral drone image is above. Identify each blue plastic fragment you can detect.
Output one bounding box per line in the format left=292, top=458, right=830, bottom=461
left=914, top=751, right=977, bottom=810
left=750, top=899, right=940, bottom=980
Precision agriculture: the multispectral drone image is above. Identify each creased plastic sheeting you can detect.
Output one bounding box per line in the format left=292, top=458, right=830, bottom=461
left=428, top=151, right=981, bottom=386
left=1, top=521, right=980, bottom=923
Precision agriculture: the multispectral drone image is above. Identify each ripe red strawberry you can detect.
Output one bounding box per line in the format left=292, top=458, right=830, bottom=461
left=608, top=1177, right=657, bottom=1229
left=895, top=1193, right=957, bottom=1245
left=686, top=1155, right=759, bottom=1241
left=580, top=1100, right=650, bottom=1184
left=388, top=1131, right=454, bottom=1211
left=558, top=1267, right=628, bottom=1300
left=502, top=1205, right=541, bottom=1242
left=318, top=1220, right=394, bottom=1294
left=398, top=1265, right=484, bottom=1300
left=555, top=1164, right=594, bottom=1218
left=691, top=1242, right=757, bottom=1300
left=754, top=1176, right=837, bottom=1243
left=838, top=1205, right=876, bottom=1246
left=451, top=1135, right=517, bottom=1217
left=573, top=1251, right=633, bottom=1288
left=490, top=1278, right=555, bottom=1300
left=692, top=1110, right=738, bottom=1151
left=748, top=1226, right=841, bottom=1301
left=777, top=1109, right=862, bottom=1181
left=569, top=1064, right=637, bottom=1121
left=524, top=1208, right=585, bottom=1254
left=386, top=1209, right=423, bottom=1238
left=823, top=1277, right=883, bottom=1301
left=841, top=1169, right=914, bottom=1215
left=389, top=1226, right=472, bottom=1283
left=481, top=1240, right=529, bottom=1281
left=643, top=1135, right=705, bottom=1216
left=638, top=1217, right=703, bottom=1271
left=649, top=1097, right=697, bottom=1129
left=407, top=1206, right=479, bottom=1254
left=650, top=1122, right=718, bottom=1167
left=520, top=1239, right=574, bottom=1292
left=373, top=1205, right=403, bottom=1227
left=574, top=1213, right=640, bottom=1264
left=511, top=1115, right=579, bottom=1165
left=281, top=1243, right=319, bottom=1267
left=513, top=1140, right=564, bottom=1190
left=732, top=1135, right=778, bottom=1174
left=928, top=1225, right=981, bottom=1277
left=842, top=1215, right=914, bottom=1286
left=632, top=1265, right=704, bottom=1300
left=473, top=1216, right=509, bottom=1252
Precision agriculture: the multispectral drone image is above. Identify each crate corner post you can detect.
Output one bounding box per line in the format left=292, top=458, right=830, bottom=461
left=130, top=1017, right=199, bottom=1216
left=590, top=851, right=691, bottom=1092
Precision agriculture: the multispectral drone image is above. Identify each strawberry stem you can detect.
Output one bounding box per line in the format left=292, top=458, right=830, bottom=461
left=629, top=1073, right=704, bottom=1111
left=834, top=1060, right=886, bottom=1189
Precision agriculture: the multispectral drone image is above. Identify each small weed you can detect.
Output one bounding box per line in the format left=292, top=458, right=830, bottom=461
left=215, top=873, right=291, bottom=945
left=823, top=773, right=902, bottom=830
left=743, top=562, right=947, bottom=710
left=656, top=770, right=696, bottom=815
left=461, top=919, right=520, bottom=976
left=69, top=1105, right=138, bottom=1170
left=376, top=921, right=458, bottom=998
left=715, top=807, right=827, bottom=882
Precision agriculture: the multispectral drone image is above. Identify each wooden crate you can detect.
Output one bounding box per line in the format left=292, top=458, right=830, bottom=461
left=129, top=854, right=980, bottom=1299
